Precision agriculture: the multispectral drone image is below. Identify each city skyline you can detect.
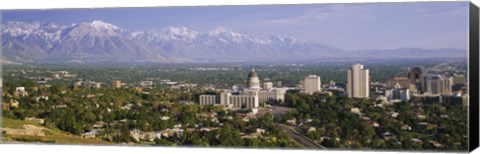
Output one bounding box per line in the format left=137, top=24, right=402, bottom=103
left=1, top=1, right=472, bottom=150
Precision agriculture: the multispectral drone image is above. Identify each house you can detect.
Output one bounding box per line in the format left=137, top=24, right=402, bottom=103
left=210, top=117, right=219, bottom=123
left=256, top=128, right=266, bottom=134
left=16, top=87, right=26, bottom=93
left=426, top=124, right=437, bottom=130
left=200, top=127, right=219, bottom=132
left=14, top=87, right=29, bottom=97
left=307, top=127, right=317, bottom=133
left=130, top=129, right=155, bottom=142
left=429, top=141, right=444, bottom=148
left=174, top=124, right=182, bottom=128
left=416, top=114, right=426, bottom=119
left=2, top=104, right=9, bottom=111
left=160, top=128, right=184, bottom=138
left=369, top=121, right=380, bottom=128
left=390, top=112, right=399, bottom=118
left=83, top=129, right=102, bottom=139
left=138, top=81, right=154, bottom=88
left=9, top=100, right=20, bottom=108
left=286, top=119, right=296, bottom=126
left=130, top=129, right=141, bottom=141
left=198, top=112, right=216, bottom=119
left=160, top=116, right=170, bottom=120
left=382, top=132, right=397, bottom=141
left=35, top=96, right=49, bottom=102
left=411, top=138, right=423, bottom=144
left=185, top=128, right=196, bottom=133
left=401, top=124, right=412, bottom=131
left=93, top=122, right=106, bottom=129
left=83, top=131, right=97, bottom=139
left=418, top=122, right=429, bottom=127
left=121, top=103, right=133, bottom=110
left=361, top=116, right=371, bottom=121
left=154, top=132, right=162, bottom=140
left=350, top=108, right=362, bottom=116
left=320, top=136, right=331, bottom=142
left=52, top=104, right=67, bottom=109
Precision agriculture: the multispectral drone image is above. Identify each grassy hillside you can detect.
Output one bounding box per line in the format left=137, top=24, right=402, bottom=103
left=2, top=118, right=111, bottom=145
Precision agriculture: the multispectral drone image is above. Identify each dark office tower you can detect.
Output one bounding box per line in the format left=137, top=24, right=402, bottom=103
left=408, top=67, right=425, bottom=92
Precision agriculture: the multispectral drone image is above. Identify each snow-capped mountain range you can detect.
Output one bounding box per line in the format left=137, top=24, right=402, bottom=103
left=1, top=20, right=467, bottom=64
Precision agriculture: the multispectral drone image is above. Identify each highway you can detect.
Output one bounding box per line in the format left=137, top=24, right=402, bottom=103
left=258, top=105, right=327, bottom=149
left=278, top=124, right=327, bottom=149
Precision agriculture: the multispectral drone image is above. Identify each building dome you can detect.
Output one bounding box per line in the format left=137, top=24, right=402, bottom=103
left=248, top=69, right=258, bottom=78
left=247, top=69, right=261, bottom=90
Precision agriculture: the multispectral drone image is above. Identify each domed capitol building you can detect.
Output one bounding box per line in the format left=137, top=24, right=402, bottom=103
left=199, top=69, right=286, bottom=113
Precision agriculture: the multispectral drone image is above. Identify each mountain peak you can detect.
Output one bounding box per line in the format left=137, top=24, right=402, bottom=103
left=209, top=26, right=239, bottom=35
left=2, top=20, right=41, bottom=36
left=161, top=26, right=199, bottom=40
left=162, top=26, right=194, bottom=34
left=213, top=26, right=233, bottom=32
left=87, top=20, right=120, bottom=30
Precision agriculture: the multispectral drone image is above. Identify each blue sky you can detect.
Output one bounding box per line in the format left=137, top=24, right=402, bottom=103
left=2, top=1, right=469, bottom=50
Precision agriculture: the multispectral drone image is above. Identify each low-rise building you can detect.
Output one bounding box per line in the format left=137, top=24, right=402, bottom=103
left=14, top=87, right=28, bottom=97
left=385, top=83, right=410, bottom=102
left=350, top=108, right=362, bottom=116
left=112, top=80, right=122, bottom=88
left=138, top=81, right=154, bottom=88
left=9, top=100, right=20, bottom=108
left=130, top=129, right=156, bottom=142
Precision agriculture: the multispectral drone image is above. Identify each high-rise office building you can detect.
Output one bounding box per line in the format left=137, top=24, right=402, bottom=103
left=347, top=64, right=370, bottom=98
left=304, top=75, right=322, bottom=94
left=424, top=73, right=453, bottom=95
left=408, top=67, right=425, bottom=92
left=452, top=74, right=466, bottom=85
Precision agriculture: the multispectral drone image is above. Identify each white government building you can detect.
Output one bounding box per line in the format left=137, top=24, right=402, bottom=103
left=199, top=69, right=286, bottom=109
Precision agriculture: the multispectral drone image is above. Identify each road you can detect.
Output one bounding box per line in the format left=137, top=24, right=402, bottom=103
left=278, top=124, right=327, bottom=149
left=257, top=105, right=327, bottom=149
